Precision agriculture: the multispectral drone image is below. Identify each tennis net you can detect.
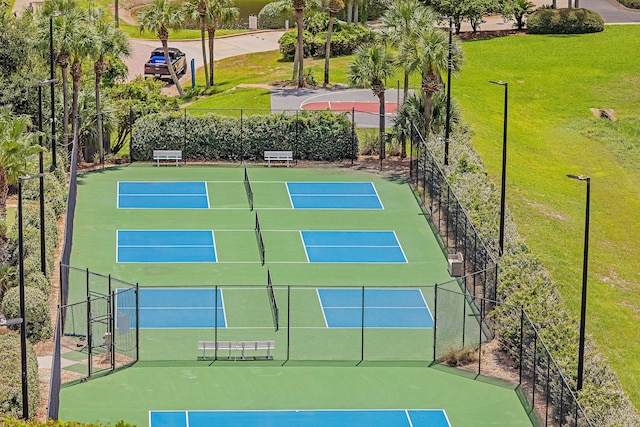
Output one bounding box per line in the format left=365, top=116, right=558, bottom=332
left=255, top=211, right=265, bottom=265
left=267, top=268, right=279, bottom=331
left=244, top=165, right=254, bottom=211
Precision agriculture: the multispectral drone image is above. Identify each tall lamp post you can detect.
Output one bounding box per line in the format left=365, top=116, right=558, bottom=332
left=567, top=174, right=590, bottom=391
left=443, top=16, right=453, bottom=166
left=489, top=80, right=508, bottom=255
left=18, top=173, right=43, bottom=420
left=38, top=80, right=55, bottom=276
left=49, top=13, right=66, bottom=169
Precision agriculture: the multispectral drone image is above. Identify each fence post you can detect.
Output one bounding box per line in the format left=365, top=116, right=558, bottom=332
left=128, top=107, right=134, bottom=163
left=519, top=307, right=524, bottom=384
left=351, top=107, right=355, bottom=165
left=360, top=286, right=365, bottom=363
left=240, top=109, right=243, bottom=162
left=478, top=298, right=484, bottom=375
left=432, top=284, right=438, bottom=361
left=135, top=283, right=139, bottom=362
left=183, top=109, right=187, bottom=164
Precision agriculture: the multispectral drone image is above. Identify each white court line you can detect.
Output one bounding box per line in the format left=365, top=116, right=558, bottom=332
left=316, top=288, right=329, bottom=328
left=211, top=230, right=218, bottom=262
left=299, top=231, right=310, bottom=263
left=285, top=182, right=294, bottom=209
left=393, top=230, right=409, bottom=263
left=406, top=410, right=415, bottom=427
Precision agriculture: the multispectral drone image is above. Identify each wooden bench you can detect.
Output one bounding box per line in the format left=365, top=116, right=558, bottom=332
left=197, top=340, right=275, bottom=361
left=153, top=149, right=182, bottom=166
left=264, top=150, right=293, bottom=167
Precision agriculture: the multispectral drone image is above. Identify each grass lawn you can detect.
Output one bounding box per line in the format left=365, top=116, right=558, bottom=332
left=454, top=25, right=640, bottom=408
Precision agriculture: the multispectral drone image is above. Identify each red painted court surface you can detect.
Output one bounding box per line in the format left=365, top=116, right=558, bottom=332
left=302, top=101, right=398, bottom=114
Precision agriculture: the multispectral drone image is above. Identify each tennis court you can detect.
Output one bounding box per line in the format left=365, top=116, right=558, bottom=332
left=318, top=288, right=433, bottom=328
left=59, top=164, right=534, bottom=427
left=149, top=409, right=450, bottom=427
left=118, top=181, right=210, bottom=209
left=117, top=288, right=226, bottom=328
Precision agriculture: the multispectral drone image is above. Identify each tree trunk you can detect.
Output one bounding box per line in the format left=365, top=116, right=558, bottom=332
left=292, top=43, right=299, bottom=81
left=115, top=0, right=119, bottom=27
left=0, top=167, right=7, bottom=226
left=162, top=40, right=184, bottom=95
left=71, top=60, right=83, bottom=163
left=59, top=57, right=70, bottom=155
left=201, top=14, right=209, bottom=88
left=403, top=69, right=409, bottom=104
left=95, top=57, right=105, bottom=164
left=324, top=13, right=335, bottom=86
left=347, top=1, right=352, bottom=23
left=295, top=8, right=304, bottom=87
left=354, top=4, right=358, bottom=24
left=207, top=27, right=216, bottom=87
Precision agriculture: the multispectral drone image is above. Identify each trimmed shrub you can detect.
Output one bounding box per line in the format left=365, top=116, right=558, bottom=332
left=279, top=30, right=315, bottom=60
left=279, top=24, right=375, bottom=60
left=21, top=172, right=67, bottom=217
left=131, top=110, right=358, bottom=162
left=0, top=331, right=39, bottom=419
left=617, top=0, right=640, bottom=7
left=257, top=2, right=293, bottom=29
left=26, top=271, right=49, bottom=297
left=2, top=286, right=52, bottom=342
left=527, top=8, right=604, bottom=34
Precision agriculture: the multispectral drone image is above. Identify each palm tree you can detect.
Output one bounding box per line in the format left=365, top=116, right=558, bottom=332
left=347, top=44, right=395, bottom=159
left=38, top=0, right=84, bottom=152
left=382, top=0, right=431, bottom=101
left=323, top=0, right=344, bottom=86
left=399, top=25, right=462, bottom=138
left=0, top=108, right=43, bottom=227
left=185, top=0, right=210, bottom=88
left=292, top=0, right=306, bottom=87
left=204, top=0, right=239, bottom=87
left=138, top=0, right=186, bottom=96
left=68, top=10, right=97, bottom=157
left=90, top=8, right=130, bottom=164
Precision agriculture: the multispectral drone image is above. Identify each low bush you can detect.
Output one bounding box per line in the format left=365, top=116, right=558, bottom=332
left=616, top=0, right=640, bottom=8
left=131, top=110, right=358, bottom=162
left=1, top=418, right=135, bottom=426
left=440, top=345, right=478, bottom=367
left=257, top=2, right=293, bottom=29
left=527, top=8, right=604, bottom=34
left=2, top=286, right=52, bottom=342
left=0, top=331, right=39, bottom=419
left=279, top=24, right=375, bottom=60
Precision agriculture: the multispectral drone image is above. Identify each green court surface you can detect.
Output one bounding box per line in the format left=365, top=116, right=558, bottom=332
left=59, top=164, right=533, bottom=426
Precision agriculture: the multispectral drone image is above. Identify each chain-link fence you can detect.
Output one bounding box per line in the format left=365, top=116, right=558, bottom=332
left=48, top=265, right=138, bottom=420
left=408, top=122, right=498, bottom=318
left=434, top=285, right=592, bottom=426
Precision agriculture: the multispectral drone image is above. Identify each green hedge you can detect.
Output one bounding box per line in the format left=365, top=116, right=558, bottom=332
left=617, top=0, right=640, bottom=8
left=1, top=418, right=134, bottom=426
left=131, top=111, right=357, bottom=162
left=257, top=2, right=293, bottom=29
left=279, top=24, right=375, bottom=60
left=2, top=286, right=52, bottom=342
left=527, top=8, right=604, bottom=34
left=0, top=331, right=39, bottom=419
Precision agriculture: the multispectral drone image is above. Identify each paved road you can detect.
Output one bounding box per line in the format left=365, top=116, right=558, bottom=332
left=125, top=31, right=285, bottom=83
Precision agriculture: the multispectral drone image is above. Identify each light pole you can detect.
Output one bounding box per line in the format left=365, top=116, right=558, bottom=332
left=567, top=174, right=590, bottom=391
left=443, top=16, right=453, bottom=166
left=17, top=173, right=44, bottom=420
left=489, top=80, right=508, bottom=255
left=49, top=13, right=65, bottom=169
left=38, top=80, right=55, bottom=276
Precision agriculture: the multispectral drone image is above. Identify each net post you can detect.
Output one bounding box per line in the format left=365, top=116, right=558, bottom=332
left=135, top=283, right=139, bottom=362
left=360, top=286, right=365, bottom=363
left=286, top=285, right=291, bottom=362
left=433, top=283, right=438, bottom=361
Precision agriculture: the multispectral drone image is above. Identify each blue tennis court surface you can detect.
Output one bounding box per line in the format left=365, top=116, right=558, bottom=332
left=318, top=288, right=433, bottom=328
left=118, top=181, right=209, bottom=209
left=301, top=231, right=407, bottom=263
left=117, top=230, right=217, bottom=263
left=117, top=288, right=226, bottom=329
left=149, top=409, right=450, bottom=427
left=287, top=182, right=383, bottom=209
